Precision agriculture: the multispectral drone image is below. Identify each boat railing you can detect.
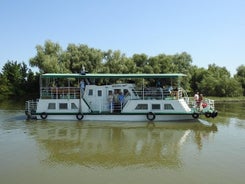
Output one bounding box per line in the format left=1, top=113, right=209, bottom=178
left=204, top=98, right=215, bottom=108
left=40, top=87, right=80, bottom=99
left=180, top=88, right=190, bottom=104
left=189, top=97, right=215, bottom=109
left=25, top=100, right=37, bottom=114
left=134, top=88, right=184, bottom=100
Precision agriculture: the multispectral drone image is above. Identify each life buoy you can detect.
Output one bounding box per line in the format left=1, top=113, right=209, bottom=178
left=40, top=112, right=48, bottom=119
left=205, top=112, right=211, bottom=118
left=192, top=113, right=199, bottom=119
left=146, top=112, right=156, bottom=121
left=76, top=113, right=84, bottom=120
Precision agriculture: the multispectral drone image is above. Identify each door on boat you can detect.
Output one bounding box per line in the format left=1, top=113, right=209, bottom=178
left=84, top=87, right=105, bottom=112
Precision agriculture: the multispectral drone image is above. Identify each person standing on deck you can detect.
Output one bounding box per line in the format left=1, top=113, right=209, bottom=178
left=118, top=91, right=124, bottom=111
left=80, top=79, right=85, bottom=97
left=194, top=92, right=199, bottom=107
left=113, top=90, right=119, bottom=112
left=108, top=91, right=114, bottom=113
left=198, top=94, right=204, bottom=110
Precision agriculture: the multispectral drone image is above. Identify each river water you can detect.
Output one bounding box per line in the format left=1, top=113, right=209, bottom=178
left=0, top=101, right=245, bottom=184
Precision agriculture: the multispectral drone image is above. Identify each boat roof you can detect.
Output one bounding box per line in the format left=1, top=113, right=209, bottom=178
left=41, top=73, right=186, bottom=79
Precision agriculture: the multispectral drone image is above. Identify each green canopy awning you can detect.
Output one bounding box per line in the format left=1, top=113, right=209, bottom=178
left=41, top=73, right=187, bottom=79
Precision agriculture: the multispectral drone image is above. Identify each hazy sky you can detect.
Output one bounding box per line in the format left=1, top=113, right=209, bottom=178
left=1, top=0, right=244, bottom=75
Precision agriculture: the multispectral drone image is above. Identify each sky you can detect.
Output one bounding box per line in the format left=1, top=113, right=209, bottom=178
left=0, top=0, right=244, bottom=75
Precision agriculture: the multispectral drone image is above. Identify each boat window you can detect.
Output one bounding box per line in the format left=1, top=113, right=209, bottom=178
left=48, top=103, right=56, bottom=109
left=59, top=103, right=68, bottom=109
left=71, top=103, right=78, bottom=109
left=152, top=104, right=160, bottom=110
left=135, top=104, right=148, bottom=110
left=98, top=90, right=102, bottom=97
left=164, top=104, right=174, bottom=110
left=88, top=89, right=93, bottom=96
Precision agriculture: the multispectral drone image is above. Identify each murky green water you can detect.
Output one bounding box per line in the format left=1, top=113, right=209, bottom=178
left=0, top=101, right=245, bottom=184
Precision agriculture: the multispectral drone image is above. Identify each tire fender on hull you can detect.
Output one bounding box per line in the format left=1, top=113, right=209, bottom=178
left=205, top=112, right=212, bottom=118
left=76, top=113, right=84, bottom=120
left=40, top=112, right=48, bottom=119
left=146, top=112, right=156, bottom=121
left=192, top=112, right=199, bottom=119
left=212, top=111, right=218, bottom=118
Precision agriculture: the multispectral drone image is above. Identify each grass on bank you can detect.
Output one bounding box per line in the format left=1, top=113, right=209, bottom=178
left=208, top=96, right=245, bottom=102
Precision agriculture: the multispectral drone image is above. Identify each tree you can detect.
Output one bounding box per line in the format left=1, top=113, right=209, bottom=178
left=64, top=44, right=103, bottom=73
left=26, top=40, right=244, bottom=97
left=170, top=52, right=193, bottom=90
left=0, top=61, right=29, bottom=97
left=131, top=54, right=148, bottom=73
left=25, top=70, right=40, bottom=97
left=235, top=65, right=245, bottom=96
left=189, top=66, right=206, bottom=94
left=198, top=64, right=242, bottom=97
left=149, top=54, right=174, bottom=73
left=172, top=52, right=192, bottom=74
left=0, top=74, right=11, bottom=98
left=29, top=40, right=68, bottom=73
left=103, top=50, right=129, bottom=73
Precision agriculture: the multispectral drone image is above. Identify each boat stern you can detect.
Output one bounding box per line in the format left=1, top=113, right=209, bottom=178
left=25, top=100, right=38, bottom=119
left=190, top=98, right=218, bottom=119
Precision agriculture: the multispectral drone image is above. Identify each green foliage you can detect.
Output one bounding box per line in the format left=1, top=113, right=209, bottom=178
left=0, top=40, right=244, bottom=98
left=103, top=50, right=128, bottom=73
left=192, top=64, right=243, bottom=97
left=0, top=61, right=39, bottom=99
left=30, top=40, right=69, bottom=73
left=0, top=74, right=12, bottom=98
left=64, top=44, right=103, bottom=73
left=189, top=66, right=206, bottom=93
left=235, top=65, right=245, bottom=95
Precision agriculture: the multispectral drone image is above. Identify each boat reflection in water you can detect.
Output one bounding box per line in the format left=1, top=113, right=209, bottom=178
left=29, top=121, right=217, bottom=168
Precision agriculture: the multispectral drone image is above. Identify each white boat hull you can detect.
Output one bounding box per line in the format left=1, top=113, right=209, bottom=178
left=35, top=113, right=194, bottom=122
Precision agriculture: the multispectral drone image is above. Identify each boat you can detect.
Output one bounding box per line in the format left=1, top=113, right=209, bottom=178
left=25, top=72, right=218, bottom=121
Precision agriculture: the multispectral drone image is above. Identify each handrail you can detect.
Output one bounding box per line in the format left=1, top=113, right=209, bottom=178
left=40, top=86, right=186, bottom=100
left=40, top=87, right=80, bottom=99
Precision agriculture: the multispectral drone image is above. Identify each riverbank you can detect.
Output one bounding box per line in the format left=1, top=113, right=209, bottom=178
left=209, top=96, right=245, bottom=103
